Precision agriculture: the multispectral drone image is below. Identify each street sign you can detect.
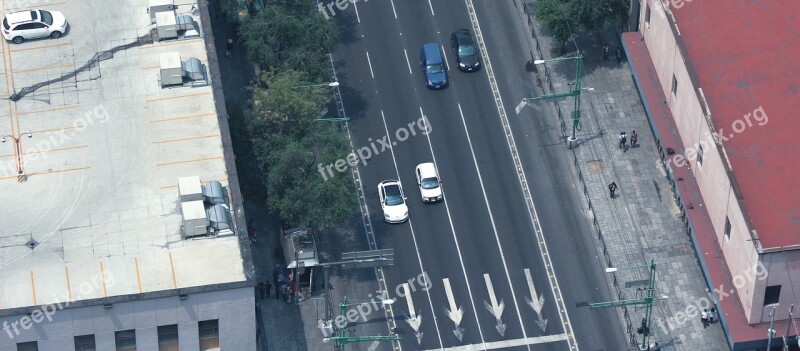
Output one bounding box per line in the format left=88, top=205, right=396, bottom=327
left=339, top=249, right=394, bottom=269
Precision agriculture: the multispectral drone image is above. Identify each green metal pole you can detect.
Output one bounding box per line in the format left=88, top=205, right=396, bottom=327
left=570, top=51, right=583, bottom=146
left=641, top=259, right=656, bottom=350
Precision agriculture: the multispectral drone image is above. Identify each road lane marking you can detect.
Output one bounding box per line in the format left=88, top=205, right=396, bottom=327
left=465, top=0, right=578, bottom=348
left=420, top=334, right=569, bottom=351
left=524, top=268, right=548, bottom=332
left=482, top=273, right=506, bottom=336
left=428, top=0, right=436, bottom=15
left=403, top=49, right=413, bottom=75
left=403, top=283, right=423, bottom=342
left=456, top=103, right=531, bottom=349
left=380, top=109, right=444, bottom=348
left=366, top=51, right=375, bottom=78
left=353, top=0, right=361, bottom=23
left=390, top=0, right=398, bottom=18
left=332, top=53, right=403, bottom=350
left=419, top=107, right=487, bottom=346
left=443, top=278, right=465, bottom=341
left=441, top=45, right=450, bottom=71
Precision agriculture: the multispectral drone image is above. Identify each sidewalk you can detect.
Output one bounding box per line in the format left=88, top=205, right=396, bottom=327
left=516, top=2, right=730, bottom=350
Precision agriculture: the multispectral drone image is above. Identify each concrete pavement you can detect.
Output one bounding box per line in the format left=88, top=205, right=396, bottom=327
left=516, top=1, right=730, bottom=350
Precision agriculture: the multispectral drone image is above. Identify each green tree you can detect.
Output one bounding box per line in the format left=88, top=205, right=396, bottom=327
left=239, top=5, right=340, bottom=80
left=535, top=0, right=576, bottom=46
left=536, top=0, right=629, bottom=47
left=250, top=69, right=331, bottom=130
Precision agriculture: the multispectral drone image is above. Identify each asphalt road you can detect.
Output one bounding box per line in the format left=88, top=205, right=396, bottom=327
left=330, top=1, right=630, bottom=350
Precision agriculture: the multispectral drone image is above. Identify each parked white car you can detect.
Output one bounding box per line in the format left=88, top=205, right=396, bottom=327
left=415, top=162, right=442, bottom=202
left=2, top=10, right=68, bottom=44
left=378, top=180, right=408, bottom=223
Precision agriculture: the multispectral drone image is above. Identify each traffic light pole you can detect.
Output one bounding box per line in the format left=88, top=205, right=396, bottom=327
left=590, top=258, right=657, bottom=350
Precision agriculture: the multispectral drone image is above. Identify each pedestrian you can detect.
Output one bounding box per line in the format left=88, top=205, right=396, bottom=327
left=618, top=131, right=627, bottom=149
left=256, top=282, right=265, bottom=300
left=631, top=130, right=638, bottom=147
left=616, top=47, right=622, bottom=64
left=608, top=182, right=618, bottom=198
left=225, top=38, right=233, bottom=58
left=603, top=43, right=609, bottom=61
left=274, top=282, right=281, bottom=299
left=708, top=307, right=716, bottom=324
left=649, top=342, right=660, bottom=351
left=701, top=308, right=709, bottom=328
left=265, top=280, right=272, bottom=298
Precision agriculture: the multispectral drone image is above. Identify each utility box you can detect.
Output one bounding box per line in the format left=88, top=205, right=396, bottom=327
left=181, top=200, right=208, bottom=237
left=155, top=11, right=177, bottom=40
left=148, top=0, right=175, bottom=23
left=159, top=52, right=183, bottom=87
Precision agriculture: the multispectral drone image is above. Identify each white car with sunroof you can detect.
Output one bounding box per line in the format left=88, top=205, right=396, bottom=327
left=378, top=180, right=409, bottom=223
left=415, top=162, right=442, bottom=203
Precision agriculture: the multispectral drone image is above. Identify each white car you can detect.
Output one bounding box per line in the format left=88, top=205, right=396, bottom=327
left=378, top=180, right=408, bottom=223
left=2, top=10, right=68, bottom=44
left=415, top=162, right=442, bottom=202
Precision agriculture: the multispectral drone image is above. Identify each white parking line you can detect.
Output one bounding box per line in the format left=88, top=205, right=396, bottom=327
left=464, top=0, right=578, bottom=348
left=366, top=51, right=375, bottom=78
left=428, top=0, right=436, bottom=15
left=390, top=0, right=398, bottom=19
left=441, top=45, right=450, bottom=71
left=455, top=103, right=531, bottom=350
left=379, top=109, right=444, bottom=348
left=420, top=334, right=569, bottom=351
left=354, top=0, right=361, bottom=23
left=403, top=49, right=413, bottom=75
left=419, top=107, right=487, bottom=347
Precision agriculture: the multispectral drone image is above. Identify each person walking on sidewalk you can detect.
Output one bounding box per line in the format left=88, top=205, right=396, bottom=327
left=701, top=309, right=709, bottom=328
left=631, top=130, right=638, bottom=148
left=608, top=182, right=618, bottom=198
left=618, top=132, right=627, bottom=149
left=603, top=43, right=609, bottom=61
left=616, top=47, right=623, bottom=64
left=225, top=38, right=233, bottom=58
left=708, top=307, right=716, bottom=324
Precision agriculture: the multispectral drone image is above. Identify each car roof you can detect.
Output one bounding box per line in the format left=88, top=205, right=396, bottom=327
left=454, top=30, right=473, bottom=44
left=417, top=163, right=437, bottom=178
left=5, top=10, right=37, bottom=25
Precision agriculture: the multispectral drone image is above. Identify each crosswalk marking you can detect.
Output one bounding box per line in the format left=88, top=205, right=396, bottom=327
left=420, top=334, right=569, bottom=351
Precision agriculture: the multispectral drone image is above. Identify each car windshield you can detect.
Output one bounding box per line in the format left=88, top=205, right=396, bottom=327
left=420, top=177, right=439, bottom=189
left=426, top=64, right=444, bottom=74
left=384, top=185, right=404, bottom=206
left=458, top=45, right=475, bottom=56
left=40, top=10, right=52, bottom=25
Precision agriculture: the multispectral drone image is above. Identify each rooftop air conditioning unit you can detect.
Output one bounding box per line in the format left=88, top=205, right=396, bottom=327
left=148, top=0, right=175, bottom=24
left=203, top=180, right=228, bottom=206
left=181, top=58, right=208, bottom=86
left=206, top=204, right=232, bottom=233
left=159, top=52, right=183, bottom=87
left=181, top=200, right=209, bottom=237
left=156, top=11, right=178, bottom=40
left=176, top=15, right=200, bottom=38
left=178, top=176, right=204, bottom=202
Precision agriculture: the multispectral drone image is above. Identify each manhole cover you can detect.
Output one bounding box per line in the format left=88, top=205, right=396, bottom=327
left=25, top=239, right=39, bottom=249
left=587, top=160, right=604, bottom=172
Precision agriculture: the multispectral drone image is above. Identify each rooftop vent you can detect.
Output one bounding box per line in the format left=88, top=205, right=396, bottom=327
left=178, top=177, right=233, bottom=238
left=156, top=11, right=200, bottom=41
left=148, top=0, right=175, bottom=24
left=25, top=239, right=38, bottom=249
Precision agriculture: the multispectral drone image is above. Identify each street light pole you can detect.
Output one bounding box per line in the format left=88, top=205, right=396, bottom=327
left=591, top=258, right=660, bottom=350
left=1, top=131, right=33, bottom=177
left=517, top=51, right=591, bottom=149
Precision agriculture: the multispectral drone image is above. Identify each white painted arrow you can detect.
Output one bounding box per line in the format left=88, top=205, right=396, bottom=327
left=483, top=273, right=506, bottom=336
left=524, top=268, right=548, bottom=332
left=443, top=278, right=465, bottom=341
left=402, top=283, right=424, bottom=344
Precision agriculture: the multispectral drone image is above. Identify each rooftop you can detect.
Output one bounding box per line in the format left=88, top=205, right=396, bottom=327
left=670, top=0, right=800, bottom=250
left=0, top=0, right=246, bottom=311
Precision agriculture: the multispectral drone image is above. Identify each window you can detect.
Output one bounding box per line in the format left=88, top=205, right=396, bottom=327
left=17, top=342, right=38, bottom=351
left=158, top=325, right=179, bottom=351
left=671, top=75, right=678, bottom=95
left=697, top=144, right=704, bottom=165
left=724, top=217, right=731, bottom=240
left=645, top=5, right=651, bottom=26
left=199, top=320, right=220, bottom=351
left=764, top=285, right=781, bottom=306
left=115, top=330, right=137, bottom=351
left=74, top=335, right=96, bottom=351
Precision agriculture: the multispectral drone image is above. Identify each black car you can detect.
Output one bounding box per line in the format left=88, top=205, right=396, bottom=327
left=450, top=29, right=481, bottom=72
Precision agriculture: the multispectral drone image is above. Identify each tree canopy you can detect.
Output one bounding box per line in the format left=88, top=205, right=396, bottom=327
left=536, top=0, right=629, bottom=45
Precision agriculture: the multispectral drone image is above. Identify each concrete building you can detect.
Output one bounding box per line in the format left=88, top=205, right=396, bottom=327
left=631, top=0, right=800, bottom=349
left=0, top=0, right=254, bottom=350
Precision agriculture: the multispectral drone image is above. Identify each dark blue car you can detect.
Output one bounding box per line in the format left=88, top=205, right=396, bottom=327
left=420, top=43, right=448, bottom=89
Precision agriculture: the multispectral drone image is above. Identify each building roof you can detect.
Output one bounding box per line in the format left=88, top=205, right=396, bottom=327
left=670, top=0, right=800, bottom=250
left=0, top=1, right=246, bottom=311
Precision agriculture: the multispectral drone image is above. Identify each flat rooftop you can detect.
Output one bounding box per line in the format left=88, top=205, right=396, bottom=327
left=0, top=0, right=245, bottom=310
left=671, top=0, right=800, bottom=250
